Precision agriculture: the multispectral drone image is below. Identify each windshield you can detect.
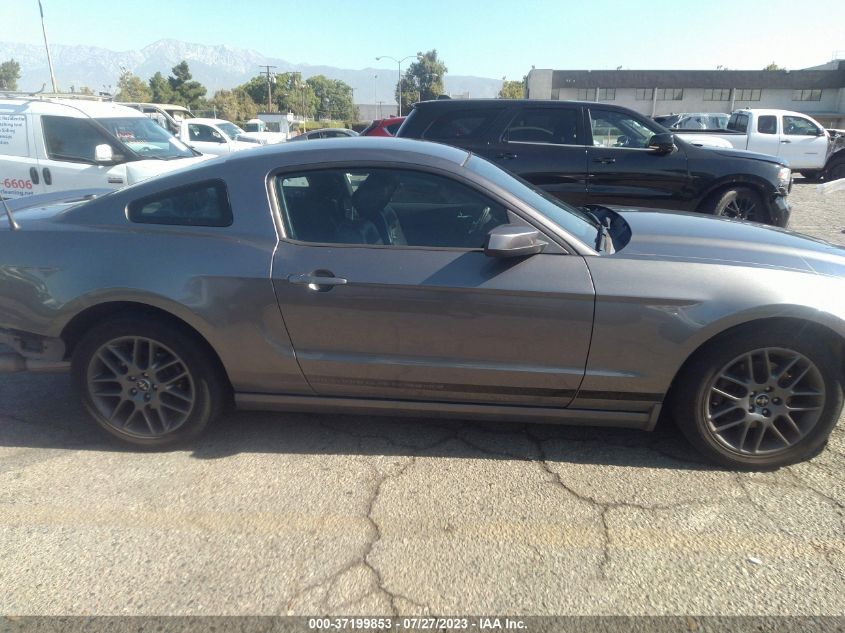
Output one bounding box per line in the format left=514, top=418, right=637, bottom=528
left=95, top=117, right=195, bottom=160
left=465, top=155, right=598, bottom=247
left=217, top=122, right=246, bottom=141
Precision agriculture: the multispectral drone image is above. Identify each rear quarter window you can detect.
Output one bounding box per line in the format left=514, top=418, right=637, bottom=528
left=423, top=108, right=504, bottom=140
left=127, top=180, right=232, bottom=227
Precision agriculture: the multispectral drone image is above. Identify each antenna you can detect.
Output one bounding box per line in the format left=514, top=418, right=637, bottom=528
left=1, top=195, right=20, bottom=231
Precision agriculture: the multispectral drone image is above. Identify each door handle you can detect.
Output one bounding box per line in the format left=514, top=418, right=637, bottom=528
left=288, top=271, right=348, bottom=292
left=29, top=167, right=40, bottom=185
left=496, top=152, right=518, bottom=159
left=592, top=157, right=616, bottom=164
left=42, top=167, right=52, bottom=185
left=780, top=139, right=791, bottom=144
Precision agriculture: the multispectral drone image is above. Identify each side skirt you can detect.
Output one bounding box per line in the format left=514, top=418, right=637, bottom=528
left=235, top=393, right=662, bottom=431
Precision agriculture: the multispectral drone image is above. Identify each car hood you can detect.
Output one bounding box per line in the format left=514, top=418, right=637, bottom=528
left=614, top=208, right=845, bottom=277
left=708, top=146, right=787, bottom=166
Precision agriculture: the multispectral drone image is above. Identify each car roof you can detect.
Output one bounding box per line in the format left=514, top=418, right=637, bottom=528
left=412, top=98, right=624, bottom=110
left=0, top=98, right=148, bottom=119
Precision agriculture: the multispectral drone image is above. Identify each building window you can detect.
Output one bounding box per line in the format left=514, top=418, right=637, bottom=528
left=551, top=89, right=561, bottom=100
left=656, top=88, right=683, bottom=100
left=792, top=89, right=822, bottom=101
left=577, top=88, right=596, bottom=101
left=598, top=88, right=615, bottom=101
left=704, top=88, right=730, bottom=101
left=635, top=88, right=654, bottom=101
left=735, top=89, right=761, bottom=101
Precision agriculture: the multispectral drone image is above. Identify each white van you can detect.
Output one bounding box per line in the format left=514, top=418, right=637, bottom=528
left=0, top=96, right=209, bottom=200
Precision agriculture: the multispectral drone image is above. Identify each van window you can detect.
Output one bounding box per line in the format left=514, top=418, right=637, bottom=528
left=41, top=116, right=124, bottom=164
left=127, top=180, right=233, bottom=227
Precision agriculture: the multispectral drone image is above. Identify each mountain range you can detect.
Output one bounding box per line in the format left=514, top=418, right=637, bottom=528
left=0, top=39, right=504, bottom=104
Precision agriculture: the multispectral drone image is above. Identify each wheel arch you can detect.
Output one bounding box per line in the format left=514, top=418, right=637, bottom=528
left=60, top=300, right=233, bottom=394
left=693, top=175, right=773, bottom=212
left=664, top=316, right=845, bottom=412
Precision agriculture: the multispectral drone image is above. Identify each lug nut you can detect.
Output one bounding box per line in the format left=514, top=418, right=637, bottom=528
left=773, top=397, right=781, bottom=404
left=144, top=394, right=151, bottom=401
left=129, top=376, right=136, bottom=381
left=763, top=409, right=771, bottom=417
left=130, top=388, right=137, bottom=395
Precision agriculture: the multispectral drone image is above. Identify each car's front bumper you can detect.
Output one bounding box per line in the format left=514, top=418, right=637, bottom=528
left=768, top=194, right=791, bottom=228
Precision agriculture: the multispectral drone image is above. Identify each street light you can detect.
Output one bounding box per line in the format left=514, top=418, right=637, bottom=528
left=375, top=54, right=416, bottom=116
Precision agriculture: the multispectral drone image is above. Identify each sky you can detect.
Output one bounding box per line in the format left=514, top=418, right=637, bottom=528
left=6, top=0, right=845, bottom=78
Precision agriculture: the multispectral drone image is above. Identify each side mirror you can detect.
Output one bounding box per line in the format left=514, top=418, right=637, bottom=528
left=484, top=224, right=547, bottom=258
left=648, top=132, right=676, bottom=154
left=94, top=144, right=114, bottom=163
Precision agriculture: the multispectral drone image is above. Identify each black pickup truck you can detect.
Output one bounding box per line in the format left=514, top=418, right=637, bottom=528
left=396, top=99, right=793, bottom=226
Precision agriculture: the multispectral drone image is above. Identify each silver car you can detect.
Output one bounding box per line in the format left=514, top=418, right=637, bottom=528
left=1, top=138, right=843, bottom=469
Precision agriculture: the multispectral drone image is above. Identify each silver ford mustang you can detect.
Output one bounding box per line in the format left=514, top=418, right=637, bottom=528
left=1, top=138, right=843, bottom=469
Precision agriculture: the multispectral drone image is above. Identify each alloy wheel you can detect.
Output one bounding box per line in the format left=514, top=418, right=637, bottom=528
left=704, top=347, right=826, bottom=456
left=720, top=195, right=758, bottom=221
left=86, top=336, right=196, bottom=438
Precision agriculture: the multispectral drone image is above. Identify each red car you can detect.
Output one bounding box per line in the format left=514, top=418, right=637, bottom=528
left=360, top=116, right=406, bottom=137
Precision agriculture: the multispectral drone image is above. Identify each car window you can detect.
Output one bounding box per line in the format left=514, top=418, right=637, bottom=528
left=189, top=124, right=225, bottom=143
left=727, top=113, right=749, bottom=133
left=41, top=115, right=125, bottom=164
left=423, top=108, right=504, bottom=140
left=127, top=180, right=233, bottom=227
left=275, top=168, right=509, bottom=249
left=385, top=122, right=402, bottom=135
left=505, top=108, right=580, bottom=145
left=757, top=115, right=777, bottom=134
left=783, top=116, right=819, bottom=136
left=589, top=109, right=656, bottom=149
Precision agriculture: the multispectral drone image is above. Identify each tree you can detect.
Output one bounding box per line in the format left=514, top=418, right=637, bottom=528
left=166, top=61, right=207, bottom=108
left=396, top=50, right=448, bottom=113
left=210, top=88, right=258, bottom=122
left=149, top=71, right=174, bottom=103
left=306, top=75, right=356, bottom=120
left=0, top=58, right=21, bottom=91
left=763, top=62, right=783, bottom=71
left=498, top=77, right=525, bottom=99
left=115, top=70, right=152, bottom=102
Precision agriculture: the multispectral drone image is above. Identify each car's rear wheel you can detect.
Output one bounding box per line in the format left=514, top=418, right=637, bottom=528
left=72, top=318, right=224, bottom=448
left=671, top=325, right=843, bottom=469
left=703, top=186, right=767, bottom=223
left=826, top=160, right=845, bottom=182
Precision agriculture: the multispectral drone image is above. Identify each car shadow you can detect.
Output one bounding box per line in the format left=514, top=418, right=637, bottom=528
left=0, top=372, right=719, bottom=472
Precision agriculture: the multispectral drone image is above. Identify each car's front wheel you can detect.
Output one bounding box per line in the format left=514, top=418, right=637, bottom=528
left=672, top=325, right=843, bottom=469
left=71, top=318, right=225, bottom=448
left=703, top=186, right=767, bottom=223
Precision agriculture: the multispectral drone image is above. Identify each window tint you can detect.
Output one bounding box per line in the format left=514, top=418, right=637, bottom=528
left=735, top=89, right=761, bottom=101
left=423, top=108, right=503, bottom=140
left=635, top=88, right=653, bottom=101
left=128, top=180, right=232, bottom=227
left=188, top=124, right=224, bottom=143
left=792, top=89, right=822, bottom=102
left=656, top=88, right=683, bottom=100
left=757, top=115, right=777, bottom=134
left=276, top=168, right=508, bottom=249
left=589, top=109, right=657, bottom=149
left=728, top=113, right=749, bottom=133
left=703, top=88, right=730, bottom=101
left=41, top=115, right=124, bottom=164
left=385, top=122, right=402, bottom=135
left=577, top=88, right=596, bottom=101
left=505, top=108, right=580, bottom=145
left=783, top=116, right=820, bottom=136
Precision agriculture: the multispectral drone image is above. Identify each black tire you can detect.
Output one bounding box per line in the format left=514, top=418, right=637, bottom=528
left=799, top=170, right=821, bottom=182
left=702, top=186, right=768, bottom=224
left=826, top=160, right=845, bottom=182
left=71, top=317, right=225, bottom=448
left=671, top=324, right=843, bottom=470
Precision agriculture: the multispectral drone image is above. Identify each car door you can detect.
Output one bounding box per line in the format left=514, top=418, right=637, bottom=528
left=186, top=123, right=230, bottom=155
left=481, top=105, right=590, bottom=207
left=270, top=165, right=595, bottom=407
left=0, top=111, right=45, bottom=198
left=586, top=107, right=691, bottom=209
left=34, top=114, right=130, bottom=192
left=778, top=114, right=828, bottom=170
left=750, top=114, right=782, bottom=158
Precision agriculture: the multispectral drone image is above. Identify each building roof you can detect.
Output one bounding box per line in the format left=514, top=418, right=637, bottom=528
left=544, top=61, right=845, bottom=90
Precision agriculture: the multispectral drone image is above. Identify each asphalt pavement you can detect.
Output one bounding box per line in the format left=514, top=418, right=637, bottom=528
left=1, top=180, right=843, bottom=616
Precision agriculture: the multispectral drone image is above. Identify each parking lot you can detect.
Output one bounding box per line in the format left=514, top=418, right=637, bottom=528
left=1, top=179, right=843, bottom=616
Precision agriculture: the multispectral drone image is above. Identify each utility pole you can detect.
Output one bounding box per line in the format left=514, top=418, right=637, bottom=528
left=38, top=0, right=58, bottom=92
left=259, top=65, right=277, bottom=112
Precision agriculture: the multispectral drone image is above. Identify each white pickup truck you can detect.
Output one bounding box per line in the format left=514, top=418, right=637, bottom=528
left=175, top=118, right=258, bottom=156
left=676, top=109, right=845, bottom=180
